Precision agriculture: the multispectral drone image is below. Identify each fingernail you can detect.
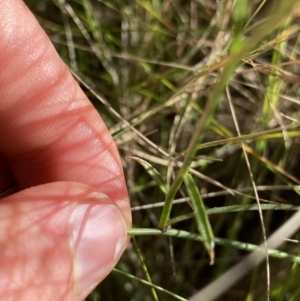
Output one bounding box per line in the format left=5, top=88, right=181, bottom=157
left=69, top=192, right=127, bottom=297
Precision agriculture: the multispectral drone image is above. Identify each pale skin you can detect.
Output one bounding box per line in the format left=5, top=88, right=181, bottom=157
left=0, top=1, right=131, bottom=300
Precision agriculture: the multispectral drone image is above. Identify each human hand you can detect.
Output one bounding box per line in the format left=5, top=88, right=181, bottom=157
left=0, top=1, right=131, bottom=300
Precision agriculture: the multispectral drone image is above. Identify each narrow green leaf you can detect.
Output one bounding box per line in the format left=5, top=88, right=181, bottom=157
left=132, top=237, right=159, bottom=301
left=197, top=128, right=300, bottom=150
left=126, top=156, right=169, bottom=195
left=126, top=228, right=300, bottom=264
left=183, top=173, right=215, bottom=264
left=113, top=268, right=188, bottom=301
left=167, top=204, right=300, bottom=226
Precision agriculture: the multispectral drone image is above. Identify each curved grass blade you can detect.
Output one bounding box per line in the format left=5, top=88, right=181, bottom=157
left=126, top=156, right=169, bottom=195
left=183, top=173, right=215, bottom=264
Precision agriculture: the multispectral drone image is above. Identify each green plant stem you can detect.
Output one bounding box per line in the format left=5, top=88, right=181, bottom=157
left=127, top=228, right=300, bottom=264
left=167, top=204, right=300, bottom=226
left=113, top=268, right=188, bottom=301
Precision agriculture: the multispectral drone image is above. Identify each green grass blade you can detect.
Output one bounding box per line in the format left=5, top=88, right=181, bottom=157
left=127, top=228, right=300, bottom=264
left=113, top=268, right=188, bottom=301
left=197, top=128, right=300, bottom=150
left=167, top=204, right=300, bottom=226
left=126, top=156, right=168, bottom=195
left=183, top=173, right=215, bottom=264
left=132, top=237, right=159, bottom=301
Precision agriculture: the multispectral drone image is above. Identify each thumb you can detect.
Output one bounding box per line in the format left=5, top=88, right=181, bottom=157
left=0, top=182, right=127, bottom=301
